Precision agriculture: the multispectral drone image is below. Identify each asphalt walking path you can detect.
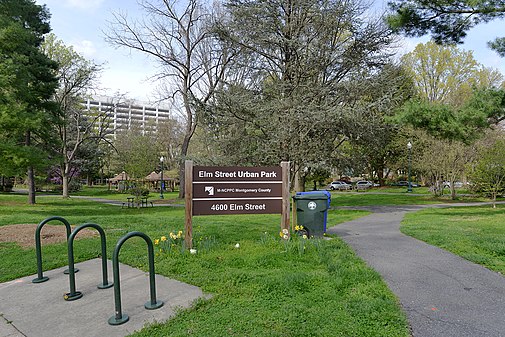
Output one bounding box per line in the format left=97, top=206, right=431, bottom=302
left=328, top=203, right=505, bottom=337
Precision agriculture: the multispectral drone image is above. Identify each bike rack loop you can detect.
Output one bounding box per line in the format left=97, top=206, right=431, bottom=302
left=64, top=223, right=113, bottom=301
left=108, top=231, right=164, bottom=326
left=32, top=216, right=79, bottom=284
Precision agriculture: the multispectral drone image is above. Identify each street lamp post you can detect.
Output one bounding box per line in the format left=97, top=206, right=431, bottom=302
left=159, top=156, right=164, bottom=199
left=407, top=142, right=412, bottom=193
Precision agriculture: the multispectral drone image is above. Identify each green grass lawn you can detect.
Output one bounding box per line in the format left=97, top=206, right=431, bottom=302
left=71, top=185, right=181, bottom=203
left=371, top=186, right=432, bottom=194
left=401, top=204, right=505, bottom=273
left=329, top=190, right=486, bottom=207
left=0, top=193, right=408, bottom=336
left=365, top=186, right=473, bottom=195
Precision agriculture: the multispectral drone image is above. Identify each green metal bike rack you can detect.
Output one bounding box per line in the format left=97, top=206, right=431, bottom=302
left=32, top=216, right=78, bottom=284
left=108, top=231, right=164, bottom=326
left=64, top=223, right=113, bottom=301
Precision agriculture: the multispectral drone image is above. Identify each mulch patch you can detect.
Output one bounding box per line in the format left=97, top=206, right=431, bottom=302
left=0, top=224, right=97, bottom=249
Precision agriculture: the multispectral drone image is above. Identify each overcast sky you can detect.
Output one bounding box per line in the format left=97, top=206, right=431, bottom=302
left=36, top=0, right=505, bottom=103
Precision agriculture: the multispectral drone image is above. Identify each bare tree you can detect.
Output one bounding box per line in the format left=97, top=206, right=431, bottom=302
left=105, top=0, right=234, bottom=197
left=42, top=34, right=120, bottom=197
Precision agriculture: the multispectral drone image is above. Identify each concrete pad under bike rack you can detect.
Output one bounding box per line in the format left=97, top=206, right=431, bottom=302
left=0, top=258, right=208, bottom=337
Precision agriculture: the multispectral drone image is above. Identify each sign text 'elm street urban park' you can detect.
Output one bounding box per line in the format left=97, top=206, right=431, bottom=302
left=192, top=166, right=283, bottom=215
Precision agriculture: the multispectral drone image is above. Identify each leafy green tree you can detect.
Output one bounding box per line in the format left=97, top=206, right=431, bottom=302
left=113, top=125, right=163, bottom=180
left=341, top=65, right=414, bottom=185
left=387, top=0, right=505, bottom=56
left=397, top=42, right=505, bottom=142
left=413, top=133, right=473, bottom=199
left=467, top=87, right=505, bottom=125
left=396, top=88, right=505, bottom=142
left=401, top=42, right=478, bottom=105
left=401, top=41, right=504, bottom=106
left=155, top=118, right=184, bottom=173
left=0, top=0, right=58, bottom=204
left=468, top=137, right=505, bottom=207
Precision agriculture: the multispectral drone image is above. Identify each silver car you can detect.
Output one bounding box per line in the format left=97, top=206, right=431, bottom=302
left=355, top=181, right=373, bottom=190
left=328, top=181, right=351, bottom=190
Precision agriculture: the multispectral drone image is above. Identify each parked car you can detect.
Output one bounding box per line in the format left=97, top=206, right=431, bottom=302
left=328, top=181, right=351, bottom=190
left=443, top=181, right=464, bottom=188
left=392, top=181, right=419, bottom=187
left=355, top=181, right=373, bottom=190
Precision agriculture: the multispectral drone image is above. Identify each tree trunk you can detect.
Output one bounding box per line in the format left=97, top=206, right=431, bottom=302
left=293, top=169, right=302, bottom=192
left=62, top=173, right=69, bottom=198
left=178, top=133, right=191, bottom=199
left=300, top=175, right=306, bottom=192
left=61, top=138, right=70, bottom=198
left=62, top=157, right=70, bottom=198
left=431, top=180, right=443, bottom=197
left=27, top=166, right=36, bottom=205
left=25, top=131, right=36, bottom=204
left=178, top=83, right=196, bottom=199
left=377, top=167, right=385, bottom=186
left=450, top=185, right=457, bottom=200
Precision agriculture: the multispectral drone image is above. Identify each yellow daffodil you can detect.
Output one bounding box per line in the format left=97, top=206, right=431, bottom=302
left=161, top=236, right=167, bottom=242
left=177, top=230, right=183, bottom=238
left=154, top=239, right=159, bottom=245
left=279, top=231, right=284, bottom=238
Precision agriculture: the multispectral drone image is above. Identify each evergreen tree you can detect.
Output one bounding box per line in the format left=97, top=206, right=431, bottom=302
left=0, top=0, right=58, bottom=204
left=209, top=0, right=399, bottom=186
left=387, top=0, right=505, bottom=56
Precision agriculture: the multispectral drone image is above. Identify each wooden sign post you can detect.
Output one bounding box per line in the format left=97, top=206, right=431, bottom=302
left=184, top=160, right=193, bottom=248
left=281, top=161, right=290, bottom=234
left=184, top=161, right=290, bottom=248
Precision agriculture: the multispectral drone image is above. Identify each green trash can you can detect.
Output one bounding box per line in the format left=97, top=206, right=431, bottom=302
left=293, top=191, right=330, bottom=237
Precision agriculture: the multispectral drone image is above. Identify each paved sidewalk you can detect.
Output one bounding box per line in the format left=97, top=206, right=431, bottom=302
left=0, top=259, right=207, bottom=337
left=328, top=209, right=505, bottom=337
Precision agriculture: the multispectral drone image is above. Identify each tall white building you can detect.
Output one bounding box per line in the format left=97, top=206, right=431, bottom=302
left=82, top=96, right=171, bottom=138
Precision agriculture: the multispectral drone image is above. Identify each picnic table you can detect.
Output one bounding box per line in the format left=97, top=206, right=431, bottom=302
left=140, top=197, right=153, bottom=208
left=126, top=197, right=135, bottom=208
left=122, top=197, right=153, bottom=208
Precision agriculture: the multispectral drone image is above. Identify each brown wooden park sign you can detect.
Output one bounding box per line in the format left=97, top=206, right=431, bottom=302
left=184, top=161, right=290, bottom=248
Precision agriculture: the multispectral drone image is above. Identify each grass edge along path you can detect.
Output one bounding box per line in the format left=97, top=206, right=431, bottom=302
left=132, top=232, right=409, bottom=337
left=0, top=194, right=409, bottom=337
left=401, top=204, right=505, bottom=274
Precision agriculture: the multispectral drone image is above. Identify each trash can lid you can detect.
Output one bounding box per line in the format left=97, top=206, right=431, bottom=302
left=293, top=191, right=330, bottom=200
